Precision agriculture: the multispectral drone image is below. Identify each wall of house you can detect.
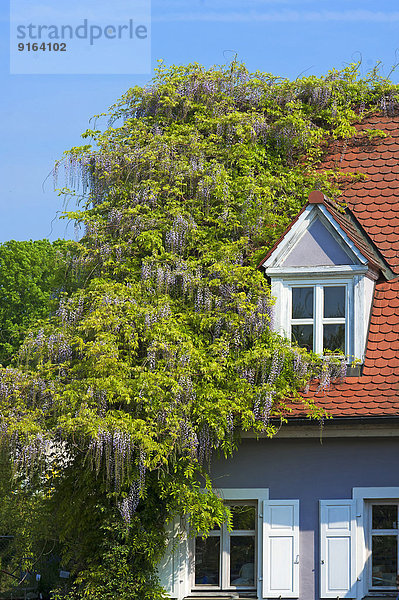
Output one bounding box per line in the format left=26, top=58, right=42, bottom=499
left=282, top=219, right=355, bottom=267
left=211, top=435, right=399, bottom=600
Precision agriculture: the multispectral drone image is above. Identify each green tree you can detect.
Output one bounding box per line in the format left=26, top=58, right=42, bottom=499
left=0, top=239, right=74, bottom=365
left=0, top=61, right=397, bottom=599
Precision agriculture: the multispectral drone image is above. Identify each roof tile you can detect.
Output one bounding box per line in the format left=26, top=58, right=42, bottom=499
left=290, top=260, right=399, bottom=417
left=322, top=114, right=399, bottom=270
left=281, top=114, right=399, bottom=418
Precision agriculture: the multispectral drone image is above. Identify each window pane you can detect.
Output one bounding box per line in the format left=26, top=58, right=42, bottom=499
left=230, top=536, right=255, bottom=587
left=230, top=505, right=255, bottom=530
left=292, top=324, right=313, bottom=351
left=323, top=324, right=345, bottom=352
left=373, top=505, right=398, bottom=530
left=372, top=535, right=397, bottom=587
left=324, top=286, right=345, bottom=318
left=292, top=287, right=313, bottom=319
left=195, top=536, right=220, bottom=586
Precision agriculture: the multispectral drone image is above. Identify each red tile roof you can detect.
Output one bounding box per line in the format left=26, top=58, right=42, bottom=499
left=321, top=199, right=391, bottom=277
left=285, top=114, right=399, bottom=418
left=323, top=114, right=399, bottom=272
left=290, top=277, right=399, bottom=417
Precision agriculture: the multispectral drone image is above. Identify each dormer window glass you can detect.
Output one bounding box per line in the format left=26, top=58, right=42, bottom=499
left=291, top=287, right=314, bottom=351
left=291, top=285, right=346, bottom=353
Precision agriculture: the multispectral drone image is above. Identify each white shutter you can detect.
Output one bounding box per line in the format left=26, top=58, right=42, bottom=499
left=157, top=518, right=190, bottom=599
left=263, top=499, right=299, bottom=598
left=320, top=500, right=357, bottom=599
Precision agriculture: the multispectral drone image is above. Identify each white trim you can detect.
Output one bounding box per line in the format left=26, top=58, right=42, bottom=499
left=262, top=205, right=315, bottom=269
left=266, top=265, right=368, bottom=277
left=353, top=487, right=399, bottom=501
left=242, top=425, right=399, bottom=438
left=262, top=204, right=368, bottom=271
left=215, top=488, right=269, bottom=502
left=318, top=205, right=369, bottom=266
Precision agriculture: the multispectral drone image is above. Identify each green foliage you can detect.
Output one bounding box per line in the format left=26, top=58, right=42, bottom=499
left=0, top=239, right=77, bottom=366
left=0, top=451, right=59, bottom=596
left=1, top=60, right=398, bottom=598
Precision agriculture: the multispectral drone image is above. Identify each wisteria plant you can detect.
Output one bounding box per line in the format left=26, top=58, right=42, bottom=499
left=0, top=60, right=397, bottom=599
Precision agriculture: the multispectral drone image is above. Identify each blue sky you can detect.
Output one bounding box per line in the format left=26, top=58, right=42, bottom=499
left=1, top=0, right=399, bottom=242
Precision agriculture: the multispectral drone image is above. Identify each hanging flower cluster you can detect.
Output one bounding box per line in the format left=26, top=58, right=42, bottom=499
left=165, top=215, right=195, bottom=255
left=117, top=450, right=146, bottom=524
left=1, top=61, right=389, bottom=549
left=87, top=428, right=137, bottom=491
left=57, top=296, right=85, bottom=325
left=20, top=330, right=72, bottom=365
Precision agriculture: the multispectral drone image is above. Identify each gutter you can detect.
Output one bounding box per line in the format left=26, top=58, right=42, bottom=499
left=280, top=415, right=399, bottom=426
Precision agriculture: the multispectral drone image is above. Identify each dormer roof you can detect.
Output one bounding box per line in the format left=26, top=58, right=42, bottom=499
left=258, top=191, right=394, bottom=281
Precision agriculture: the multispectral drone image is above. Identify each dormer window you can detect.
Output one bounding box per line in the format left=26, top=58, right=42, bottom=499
left=291, top=284, right=346, bottom=353
left=258, top=191, right=390, bottom=363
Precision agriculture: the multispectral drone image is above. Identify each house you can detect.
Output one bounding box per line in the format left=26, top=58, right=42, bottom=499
left=159, top=113, right=399, bottom=600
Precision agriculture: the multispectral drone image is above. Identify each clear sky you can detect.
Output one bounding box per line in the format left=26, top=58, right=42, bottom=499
left=1, top=0, right=399, bottom=242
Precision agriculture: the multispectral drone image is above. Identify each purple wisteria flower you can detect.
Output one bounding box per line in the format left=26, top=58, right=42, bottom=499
left=267, top=351, right=284, bottom=385
left=117, top=449, right=146, bottom=524
left=198, top=423, right=219, bottom=466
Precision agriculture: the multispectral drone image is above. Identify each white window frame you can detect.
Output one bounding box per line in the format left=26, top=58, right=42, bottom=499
left=270, top=270, right=375, bottom=362
left=366, top=500, right=399, bottom=592
left=189, top=488, right=268, bottom=599
left=290, top=282, right=349, bottom=355
left=262, top=203, right=378, bottom=364
left=193, top=501, right=257, bottom=592
left=275, top=276, right=355, bottom=358
left=352, top=487, right=399, bottom=600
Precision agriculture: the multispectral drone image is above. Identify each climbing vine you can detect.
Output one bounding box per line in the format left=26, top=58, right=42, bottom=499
left=0, top=61, right=397, bottom=598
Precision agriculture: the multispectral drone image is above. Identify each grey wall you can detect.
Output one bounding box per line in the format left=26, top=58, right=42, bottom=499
left=282, top=219, right=355, bottom=267
left=211, top=436, right=399, bottom=600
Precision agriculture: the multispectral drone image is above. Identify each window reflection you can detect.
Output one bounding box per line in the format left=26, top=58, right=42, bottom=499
left=231, top=505, right=256, bottom=530
left=372, top=535, right=397, bottom=587
left=324, top=286, right=345, bottom=318
left=323, top=324, right=345, bottom=352
left=292, top=324, right=313, bottom=351
left=373, top=505, right=398, bottom=530
left=292, top=287, right=313, bottom=319
left=230, top=536, right=255, bottom=587
left=195, top=537, right=220, bottom=586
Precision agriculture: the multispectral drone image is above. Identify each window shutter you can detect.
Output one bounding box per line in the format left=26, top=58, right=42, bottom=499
left=262, top=499, right=299, bottom=598
left=157, top=518, right=190, bottom=599
left=319, top=500, right=357, bottom=599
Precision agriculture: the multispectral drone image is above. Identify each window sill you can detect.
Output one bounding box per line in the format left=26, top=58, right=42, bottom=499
left=363, top=593, right=399, bottom=599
